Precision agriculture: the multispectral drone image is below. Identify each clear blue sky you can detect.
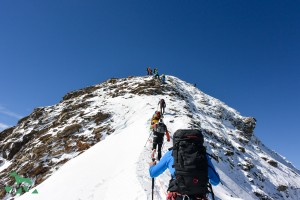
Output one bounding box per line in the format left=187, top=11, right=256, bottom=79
left=0, top=0, right=299, bottom=168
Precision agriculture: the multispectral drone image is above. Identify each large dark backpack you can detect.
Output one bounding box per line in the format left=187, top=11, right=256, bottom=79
left=168, top=129, right=209, bottom=196
left=154, top=123, right=166, bottom=136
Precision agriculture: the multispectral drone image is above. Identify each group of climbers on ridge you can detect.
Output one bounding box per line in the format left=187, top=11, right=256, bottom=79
left=147, top=97, right=220, bottom=200
left=150, top=99, right=169, bottom=160
left=146, top=66, right=166, bottom=84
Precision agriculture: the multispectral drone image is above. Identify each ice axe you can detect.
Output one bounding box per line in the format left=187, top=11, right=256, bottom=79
left=151, top=149, right=156, bottom=200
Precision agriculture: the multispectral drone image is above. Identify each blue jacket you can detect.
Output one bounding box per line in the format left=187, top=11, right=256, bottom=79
left=149, top=150, right=220, bottom=186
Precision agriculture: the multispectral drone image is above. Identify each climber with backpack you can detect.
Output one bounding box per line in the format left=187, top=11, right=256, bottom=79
left=147, top=67, right=152, bottom=75
left=149, top=129, right=220, bottom=200
left=158, top=99, right=166, bottom=115
left=151, top=111, right=161, bottom=126
left=153, top=68, right=159, bottom=79
left=161, top=74, right=166, bottom=84
left=151, top=119, right=170, bottom=161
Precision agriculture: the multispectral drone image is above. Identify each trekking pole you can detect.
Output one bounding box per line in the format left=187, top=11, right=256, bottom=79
left=144, top=132, right=153, bottom=147
left=208, top=183, right=215, bottom=200
left=152, top=158, right=155, bottom=200
left=220, top=180, right=239, bottom=198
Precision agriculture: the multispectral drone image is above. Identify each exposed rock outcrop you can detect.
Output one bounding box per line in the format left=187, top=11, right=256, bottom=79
left=233, top=117, right=256, bottom=139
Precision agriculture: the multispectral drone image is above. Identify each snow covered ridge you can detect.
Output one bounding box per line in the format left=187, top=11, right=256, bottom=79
left=0, top=75, right=299, bottom=200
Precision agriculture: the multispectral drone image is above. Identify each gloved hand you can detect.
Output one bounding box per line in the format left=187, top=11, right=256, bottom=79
left=149, top=160, right=157, bottom=166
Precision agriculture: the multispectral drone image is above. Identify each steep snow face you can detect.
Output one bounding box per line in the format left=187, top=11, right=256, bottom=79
left=1, top=75, right=299, bottom=200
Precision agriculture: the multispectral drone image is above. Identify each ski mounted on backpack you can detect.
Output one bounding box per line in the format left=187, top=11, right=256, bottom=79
left=168, top=129, right=215, bottom=200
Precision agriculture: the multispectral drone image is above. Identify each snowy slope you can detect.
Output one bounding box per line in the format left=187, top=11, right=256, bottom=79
left=1, top=75, right=299, bottom=200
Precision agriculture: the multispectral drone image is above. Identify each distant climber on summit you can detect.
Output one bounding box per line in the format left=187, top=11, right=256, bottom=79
left=151, top=119, right=170, bottom=160
left=161, top=74, right=166, bottom=84
left=147, top=67, right=152, bottom=75
left=153, top=68, right=159, bottom=79
left=158, top=99, right=166, bottom=114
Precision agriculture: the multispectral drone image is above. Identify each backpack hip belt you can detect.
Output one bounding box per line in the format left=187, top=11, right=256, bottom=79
left=167, top=192, right=208, bottom=200
left=153, top=131, right=164, bottom=137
